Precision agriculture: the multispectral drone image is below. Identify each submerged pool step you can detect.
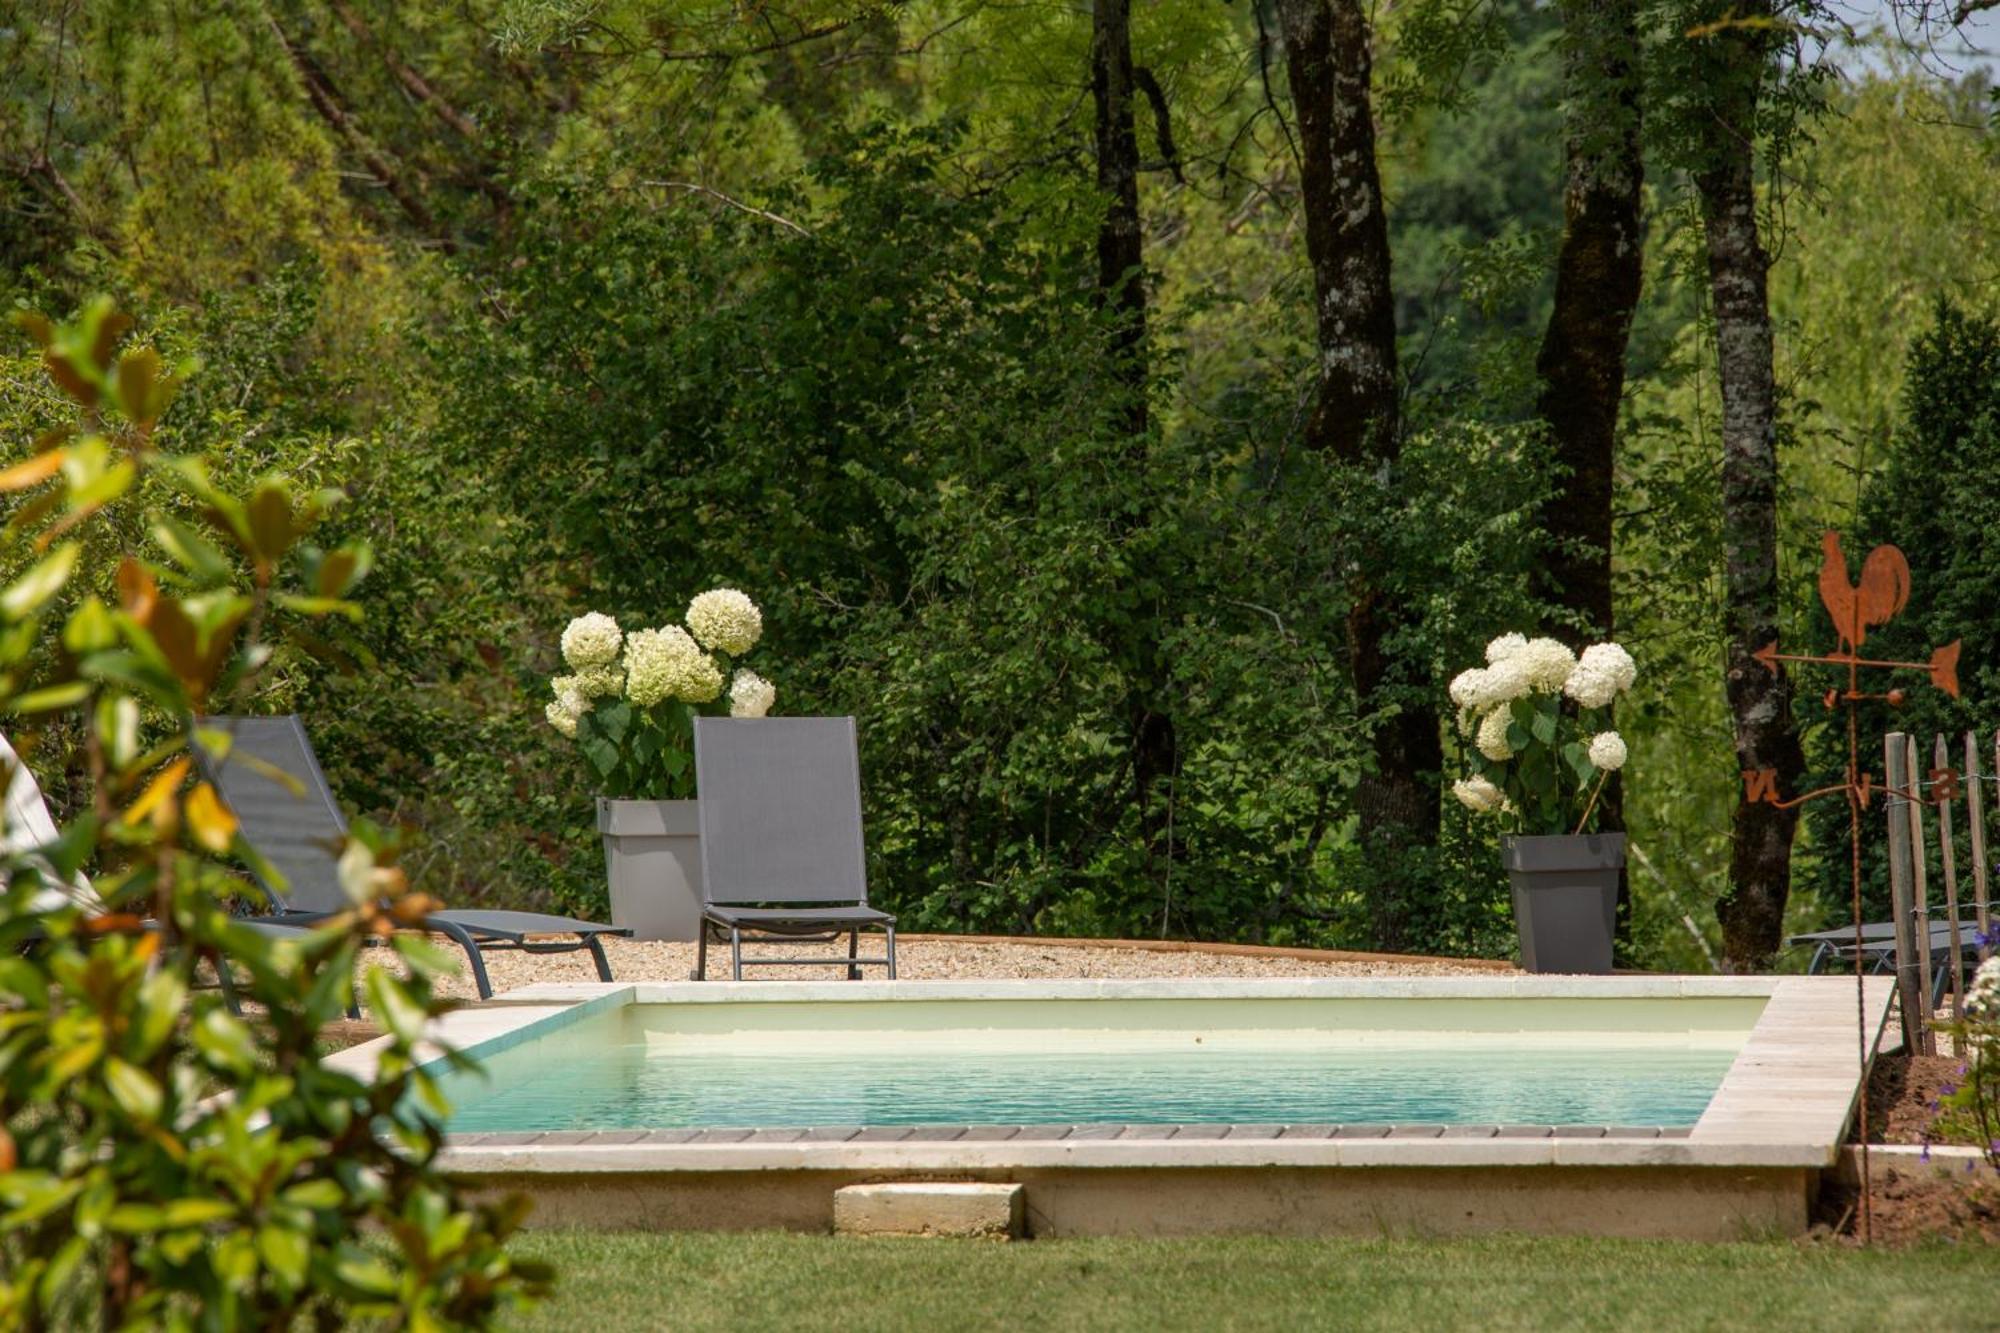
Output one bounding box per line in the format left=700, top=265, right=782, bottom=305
left=833, top=1182, right=1026, bottom=1239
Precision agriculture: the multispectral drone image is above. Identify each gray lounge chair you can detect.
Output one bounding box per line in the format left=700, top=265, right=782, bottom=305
left=692, top=715, right=895, bottom=980
left=1788, top=919, right=1984, bottom=1007
left=3, top=729, right=315, bottom=1013
left=196, top=714, right=631, bottom=999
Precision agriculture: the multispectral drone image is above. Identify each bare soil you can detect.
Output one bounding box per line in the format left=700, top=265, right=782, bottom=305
left=1861, top=1051, right=1966, bottom=1145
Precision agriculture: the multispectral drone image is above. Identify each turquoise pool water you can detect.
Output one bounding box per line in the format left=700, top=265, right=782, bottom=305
left=437, top=1039, right=1736, bottom=1133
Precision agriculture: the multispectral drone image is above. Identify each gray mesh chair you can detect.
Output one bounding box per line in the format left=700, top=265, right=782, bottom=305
left=693, top=716, right=895, bottom=980
left=196, top=715, right=631, bottom=999
left=2, top=728, right=319, bottom=1014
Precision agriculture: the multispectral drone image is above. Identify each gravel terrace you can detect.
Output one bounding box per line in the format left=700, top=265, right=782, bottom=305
left=382, top=935, right=1510, bottom=1003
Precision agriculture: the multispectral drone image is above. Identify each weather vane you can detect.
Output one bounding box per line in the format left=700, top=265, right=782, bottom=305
left=1743, top=530, right=1960, bottom=1245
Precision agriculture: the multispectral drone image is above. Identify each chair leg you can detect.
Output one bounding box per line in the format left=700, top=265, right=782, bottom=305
left=730, top=925, right=743, bottom=981
left=885, top=924, right=897, bottom=980
left=212, top=950, right=242, bottom=1016
left=429, top=919, right=494, bottom=1000
left=848, top=928, right=860, bottom=981
left=585, top=933, right=613, bottom=982
left=696, top=922, right=709, bottom=981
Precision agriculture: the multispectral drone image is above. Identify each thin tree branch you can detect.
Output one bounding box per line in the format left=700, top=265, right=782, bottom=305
left=634, top=180, right=812, bottom=236
left=265, top=12, right=453, bottom=250
left=1131, top=66, right=1184, bottom=182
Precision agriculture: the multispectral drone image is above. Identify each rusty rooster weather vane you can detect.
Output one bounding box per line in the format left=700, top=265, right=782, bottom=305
left=1742, top=530, right=1960, bottom=1245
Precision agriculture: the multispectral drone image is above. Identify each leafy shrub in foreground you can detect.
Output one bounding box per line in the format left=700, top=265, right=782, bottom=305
left=0, top=303, right=548, bottom=1328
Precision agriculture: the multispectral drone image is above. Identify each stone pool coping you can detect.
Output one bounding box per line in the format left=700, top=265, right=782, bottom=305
left=326, top=975, right=1893, bottom=1174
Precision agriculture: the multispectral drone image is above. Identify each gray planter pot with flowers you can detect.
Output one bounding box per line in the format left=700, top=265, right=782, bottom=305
left=545, top=591, right=779, bottom=942
left=1450, top=634, right=1637, bottom=975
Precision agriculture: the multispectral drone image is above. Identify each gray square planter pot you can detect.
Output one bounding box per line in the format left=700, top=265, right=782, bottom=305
left=597, top=798, right=702, bottom=942
left=1501, top=832, right=1625, bottom=974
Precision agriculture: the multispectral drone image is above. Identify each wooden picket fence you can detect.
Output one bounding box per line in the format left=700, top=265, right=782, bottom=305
left=1881, top=730, right=1997, bottom=1052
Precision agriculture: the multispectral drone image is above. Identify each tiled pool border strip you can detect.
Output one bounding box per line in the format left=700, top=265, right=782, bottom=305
left=325, top=974, right=1893, bottom=1173
left=451, top=1123, right=1699, bottom=1148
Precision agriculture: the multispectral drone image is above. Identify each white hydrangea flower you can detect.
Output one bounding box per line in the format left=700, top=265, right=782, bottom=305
left=1515, top=637, right=1577, bottom=692
left=1475, top=707, right=1515, bottom=762
left=686, top=588, right=763, bottom=656
left=1967, top=957, right=2000, bottom=1022
left=1452, top=776, right=1506, bottom=814
left=729, top=669, right=777, bottom=718
left=560, top=612, right=623, bottom=669
left=1565, top=641, right=1638, bottom=709
left=1449, top=668, right=1491, bottom=710
left=1588, top=731, right=1628, bottom=772
left=1485, top=632, right=1528, bottom=664
left=1450, top=661, right=1531, bottom=711
left=625, top=626, right=724, bottom=706
left=544, top=692, right=583, bottom=739
left=553, top=666, right=624, bottom=700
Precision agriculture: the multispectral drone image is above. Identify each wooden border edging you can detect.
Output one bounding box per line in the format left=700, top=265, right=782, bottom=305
left=896, top=933, right=1518, bottom=972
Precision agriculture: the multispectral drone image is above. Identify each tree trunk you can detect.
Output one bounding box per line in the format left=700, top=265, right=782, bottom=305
left=1092, top=0, right=1178, bottom=870
left=1536, top=0, right=1645, bottom=952
left=1691, top=14, right=1805, bottom=971
left=1277, top=0, right=1440, bottom=947
left=1092, top=0, right=1147, bottom=440
left=1535, top=0, right=1643, bottom=638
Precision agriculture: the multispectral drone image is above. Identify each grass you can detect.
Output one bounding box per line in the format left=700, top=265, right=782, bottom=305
left=507, top=1230, right=1993, bottom=1332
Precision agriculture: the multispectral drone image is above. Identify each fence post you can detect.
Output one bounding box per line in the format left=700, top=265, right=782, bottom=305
left=1884, top=733, right=1930, bottom=1053
left=1904, top=734, right=1937, bottom=1043
left=1933, top=734, right=1968, bottom=1017
left=1980, top=732, right=1998, bottom=961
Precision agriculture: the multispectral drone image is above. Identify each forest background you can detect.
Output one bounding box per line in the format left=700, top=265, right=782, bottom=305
left=2, top=0, right=1996, bottom=971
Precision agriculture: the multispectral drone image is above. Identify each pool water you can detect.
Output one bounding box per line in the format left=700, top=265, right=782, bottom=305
left=436, top=1037, right=1736, bottom=1133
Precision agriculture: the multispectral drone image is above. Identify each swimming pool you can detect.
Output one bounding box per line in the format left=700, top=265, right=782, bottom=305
left=330, top=976, right=1889, bottom=1240
left=430, top=987, right=1760, bottom=1134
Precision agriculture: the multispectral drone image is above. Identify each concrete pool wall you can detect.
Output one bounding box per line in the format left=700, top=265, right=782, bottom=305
left=327, top=976, right=1892, bottom=1241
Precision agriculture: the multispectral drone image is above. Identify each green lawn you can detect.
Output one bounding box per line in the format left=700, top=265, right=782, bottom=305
left=508, top=1231, right=1992, bottom=1332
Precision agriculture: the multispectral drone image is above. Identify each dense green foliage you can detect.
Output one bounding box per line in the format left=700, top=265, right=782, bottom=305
left=2, top=2, right=1996, bottom=963
left=0, top=306, right=544, bottom=1328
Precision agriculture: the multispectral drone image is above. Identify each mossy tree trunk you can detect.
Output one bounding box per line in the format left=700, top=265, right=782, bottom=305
left=1536, top=0, right=1646, bottom=948
left=1689, top=2, right=1805, bottom=971
left=1277, top=0, right=1441, bottom=948
left=1093, top=0, right=1180, bottom=881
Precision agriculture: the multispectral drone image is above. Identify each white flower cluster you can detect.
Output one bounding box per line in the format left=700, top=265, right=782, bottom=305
left=625, top=626, right=724, bottom=707
left=687, top=588, right=762, bottom=656
left=544, top=591, right=778, bottom=743
left=1452, top=776, right=1506, bottom=813
left=560, top=612, right=623, bottom=669
left=729, top=669, right=777, bottom=718
left=1449, top=633, right=1639, bottom=818
left=1565, top=642, right=1638, bottom=710
left=1968, top=957, right=2000, bottom=1023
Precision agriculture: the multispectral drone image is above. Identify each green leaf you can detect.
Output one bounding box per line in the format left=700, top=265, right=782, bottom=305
left=104, top=1057, right=163, bottom=1123
left=1529, top=706, right=1558, bottom=747
left=151, top=514, right=234, bottom=582
left=363, top=966, right=429, bottom=1045
left=8, top=681, right=91, bottom=714
left=257, top=1224, right=310, bottom=1287
left=334, top=1248, right=400, bottom=1297
left=159, top=1198, right=237, bottom=1228
left=2, top=542, right=79, bottom=620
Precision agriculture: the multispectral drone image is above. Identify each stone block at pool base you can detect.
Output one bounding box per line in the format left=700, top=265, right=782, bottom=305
left=833, top=1183, right=1026, bottom=1239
